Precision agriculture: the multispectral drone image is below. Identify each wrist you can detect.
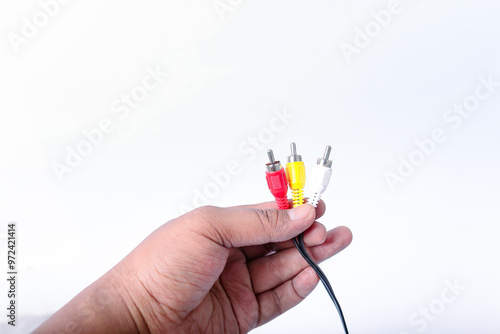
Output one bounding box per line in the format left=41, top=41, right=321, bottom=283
left=34, top=266, right=144, bottom=334
left=105, top=265, right=151, bottom=333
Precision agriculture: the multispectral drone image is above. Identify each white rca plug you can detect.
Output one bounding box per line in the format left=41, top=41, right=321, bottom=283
left=308, top=145, right=333, bottom=208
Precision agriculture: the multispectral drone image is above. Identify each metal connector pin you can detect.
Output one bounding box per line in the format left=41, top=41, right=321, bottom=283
left=266, top=149, right=282, bottom=172
left=317, top=145, right=333, bottom=167
left=288, top=142, right=302, bottom=163
left=323, top=145, right=331, bottom=160
left=267, top=149, right=276, bottom=165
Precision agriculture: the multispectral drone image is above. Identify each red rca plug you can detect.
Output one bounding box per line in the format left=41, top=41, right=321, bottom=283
left=265, top=149, right=289, bottom=210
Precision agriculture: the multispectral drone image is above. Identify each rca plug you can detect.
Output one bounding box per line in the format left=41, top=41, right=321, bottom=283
left=309, top=145, right=333, bottom=208
left=265, top=149, right=290, bottom=210
left=285, top=142, right=306, bottom=208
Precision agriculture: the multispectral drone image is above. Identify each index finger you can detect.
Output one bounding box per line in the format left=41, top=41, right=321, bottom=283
left=237, top=198, right=326, bottom=219
left=236, top=199, right=327, bottom=260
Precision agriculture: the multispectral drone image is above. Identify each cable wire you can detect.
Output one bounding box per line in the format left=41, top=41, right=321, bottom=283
left=293, top=233, right=349, bottom=334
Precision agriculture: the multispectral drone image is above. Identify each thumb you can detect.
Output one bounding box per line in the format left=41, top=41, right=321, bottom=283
left=188, top=204, right=316, bottom=248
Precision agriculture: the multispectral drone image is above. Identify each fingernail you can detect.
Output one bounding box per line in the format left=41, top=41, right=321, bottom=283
left=288, top=204, right=313, bottom=221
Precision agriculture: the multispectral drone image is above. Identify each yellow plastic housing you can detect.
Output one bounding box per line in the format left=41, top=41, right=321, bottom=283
left=286, top=161, right=306, bottom=207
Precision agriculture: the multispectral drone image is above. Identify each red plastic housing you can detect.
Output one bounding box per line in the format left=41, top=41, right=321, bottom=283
left=266, top=168, right=289, bottom=210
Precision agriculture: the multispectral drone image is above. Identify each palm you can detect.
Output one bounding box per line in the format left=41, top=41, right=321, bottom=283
left=183, top=248, right=259, bottom=333
left=176, top=233, right=335, bottom=334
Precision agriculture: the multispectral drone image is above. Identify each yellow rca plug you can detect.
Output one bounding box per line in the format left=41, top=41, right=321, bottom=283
left=285, top=142, right=306, bottom=207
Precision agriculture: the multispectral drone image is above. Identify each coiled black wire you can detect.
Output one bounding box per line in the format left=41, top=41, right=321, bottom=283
left=293, top=233, right=349, bottom=334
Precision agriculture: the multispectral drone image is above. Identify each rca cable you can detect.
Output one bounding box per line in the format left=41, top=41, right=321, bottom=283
left=264, top=142, right=349, bottom=334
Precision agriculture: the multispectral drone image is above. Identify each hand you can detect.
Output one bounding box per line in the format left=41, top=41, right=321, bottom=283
left=35, top=201, right=352, bottom=333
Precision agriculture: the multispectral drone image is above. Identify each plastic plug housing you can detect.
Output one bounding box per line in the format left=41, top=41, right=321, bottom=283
left=265, top=149, right=289, bottom=210
left=285, top=143, right=306, bottom=208
left=309, top=145, right=333, bottom=208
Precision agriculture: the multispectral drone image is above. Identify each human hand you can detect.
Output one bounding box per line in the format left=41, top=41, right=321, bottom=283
left=35, top=201, right=352, bottom=333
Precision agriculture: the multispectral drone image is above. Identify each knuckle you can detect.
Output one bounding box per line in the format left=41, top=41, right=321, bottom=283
left=185, top=206, right=228, bottom=246
left=267, top=253, right=287, bottom=282
left=190, top=205, right=219, bottom=219
left=252, top=208, right=286, bottom=241
left=271, top=288, right=285, bottom=315
left=186, top=205, right=223, bottom=228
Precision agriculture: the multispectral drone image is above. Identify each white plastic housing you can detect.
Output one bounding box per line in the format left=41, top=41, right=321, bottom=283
left=309, top=165, right=332, bottom=195
left=308, top=165, right=332, bottom=207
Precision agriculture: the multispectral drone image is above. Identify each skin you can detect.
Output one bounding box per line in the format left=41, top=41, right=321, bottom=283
left=34, top=200, right=352, bottom=333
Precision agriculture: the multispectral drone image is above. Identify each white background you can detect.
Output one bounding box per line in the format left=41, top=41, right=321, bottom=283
left=1, top=0, right=499, bottom=333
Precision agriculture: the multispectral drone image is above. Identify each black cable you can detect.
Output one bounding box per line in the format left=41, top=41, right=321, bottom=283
left=293, top=233, right=349, bottom=334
